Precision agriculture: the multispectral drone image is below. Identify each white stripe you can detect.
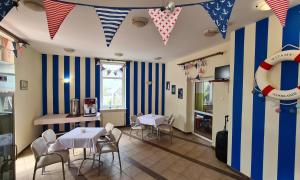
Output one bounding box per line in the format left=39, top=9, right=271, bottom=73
left=227, top=31, right=235, bottom=166
left=90, top=59, right=96, bottom=127
left=152, top=63, right=156, bottom=114
left=138, top=62, right=141, bottom=114
left=58, top=55, right=64, bottom=132
left=130, top=62, right=134, bottom=116
left=70, top=56, right=75, bottom=100
left=159, top=64, right=163, bottom=115
left=47, top=55, right=53, bottom=115
left=263, top=15, right=282, bottom=180
left=240, top=23, right=256, bottom=176
left=96, top=8, right=130, bottom=13
left=145, top=63, right=149, bottom=114
left=80, top=57, right=86, bottom=127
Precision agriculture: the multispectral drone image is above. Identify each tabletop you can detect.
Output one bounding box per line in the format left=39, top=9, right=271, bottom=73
left=138, top=114, right=166, bottom=127
left=50, top=127, right=106, bottom=152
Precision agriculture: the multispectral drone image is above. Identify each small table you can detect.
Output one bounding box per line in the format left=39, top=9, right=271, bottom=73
left=51, top=127, right=106, bottom=175
left=138, top=114, right=166, bottom=138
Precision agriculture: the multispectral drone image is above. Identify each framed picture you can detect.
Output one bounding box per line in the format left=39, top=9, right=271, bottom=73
left=166, top=81, right=170, bottom=90
left=178, top=88, right=183, bottom=99
left=20, top=80, right=28, bottom=90
left=171, top=85, right=176, bottom=95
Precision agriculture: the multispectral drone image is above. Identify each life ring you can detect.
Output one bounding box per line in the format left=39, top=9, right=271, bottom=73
left=255, top=50, right=300, bottom=100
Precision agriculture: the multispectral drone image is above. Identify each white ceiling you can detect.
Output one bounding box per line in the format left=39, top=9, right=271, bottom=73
left=1, top=0, right=299, bottom=62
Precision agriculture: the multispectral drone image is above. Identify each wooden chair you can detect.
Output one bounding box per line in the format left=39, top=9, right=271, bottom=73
left=31, top=137, right=70, bottom=180
left=158, top=117, right=175, bottom=143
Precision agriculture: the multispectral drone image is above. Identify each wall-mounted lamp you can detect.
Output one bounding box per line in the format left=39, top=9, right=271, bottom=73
left=64, top=78, right=70, bottom=83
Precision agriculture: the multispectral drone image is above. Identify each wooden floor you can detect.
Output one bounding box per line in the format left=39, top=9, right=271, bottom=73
left=16, top=128, right=246, bottom=180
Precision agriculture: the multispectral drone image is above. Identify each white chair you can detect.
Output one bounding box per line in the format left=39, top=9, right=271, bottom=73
left=31, top=137, right=70, bottom=180
left=95, top=128, right=122, bottom=175
left=158, top=117, right=175, bottom=143
left=137, top=112, right=143, bottom=117
left=42, top=129, right=56, bottom=146
left=130, top=115, right=145, bottom=140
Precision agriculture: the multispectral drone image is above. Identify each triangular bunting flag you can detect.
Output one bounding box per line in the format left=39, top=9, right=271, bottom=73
left=2, top=37, right=9, bottom=48
left=148, top=7, right=182, bottom=46
left=95, top=8, right=131, bottom=47
left=0, top=0, right=14, bottom=22
left=43, top=0, right=76, bottom=39
left=266, top=0, right=288, bottom=26
left=12, top=41, right=17, bottom=58
left=201, top=0, right=235, bottom=39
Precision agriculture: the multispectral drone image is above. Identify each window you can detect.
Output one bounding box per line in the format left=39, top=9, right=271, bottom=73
left=101, top=63, right=125, bottom=109
left=194, top=81, right=213, bottom=114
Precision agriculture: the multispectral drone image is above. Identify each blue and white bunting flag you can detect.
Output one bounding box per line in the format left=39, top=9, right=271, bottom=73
left=0, top=0, right=14, bottom=22
left=95, top=7, right=131, bottom=47
left=201, top=0, right=235, bottom=39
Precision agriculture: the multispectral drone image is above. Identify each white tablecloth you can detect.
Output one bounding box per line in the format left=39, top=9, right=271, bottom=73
left=138, top=114, right=166, bottom=127
left=50, top=127, right=106, bottom=152
left=34, top=113, right=101, bottom=125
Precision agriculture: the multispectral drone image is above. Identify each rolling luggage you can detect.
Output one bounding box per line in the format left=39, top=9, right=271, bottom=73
left=215, top=115, right=229, bottom=163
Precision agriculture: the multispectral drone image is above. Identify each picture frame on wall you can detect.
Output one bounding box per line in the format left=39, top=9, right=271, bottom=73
left=171, top=85, right=176, bottom=95
left=166, top=81, right=170, bottom=90
left=20, top=80, right=28, bottom=90
left=178, top=88, right=183, bottom=99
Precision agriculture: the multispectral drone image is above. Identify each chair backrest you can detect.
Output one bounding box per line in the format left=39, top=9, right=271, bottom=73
left=42, top=129, right=56, bottom=145
left=169, top=117, right=175, bottom=126
left=111, top=128, right=122, bottom=146
left=137, top=113, right=143, bottom=117
left=130, top=115, right=137, bottom=125
left=105, top=122, right=114, bottom=135
left=31, top=137, right=48, bottom=159
left=168, top=114, right=174, bottom=122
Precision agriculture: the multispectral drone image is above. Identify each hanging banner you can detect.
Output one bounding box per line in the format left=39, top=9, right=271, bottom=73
left=95, top=7, right=131, bottom=47
left=12, top=41, right=17, bottom=57
left=43, top=0, right=76, bottom=39
left=201, top=0, right=235, bottom=39
left=148, top=7, right=182, bottom=46
left=0, top=0, right=14, bottom=22
left=266, top=0, right=288, bottom=26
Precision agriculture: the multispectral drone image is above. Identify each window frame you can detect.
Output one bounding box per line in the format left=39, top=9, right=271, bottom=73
left=100, top=62, right=126, bottom=109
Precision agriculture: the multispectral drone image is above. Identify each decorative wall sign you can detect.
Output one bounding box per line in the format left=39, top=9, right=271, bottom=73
left=255, top=49, right=300, bottom=100
left=166, top=81, right=170, bottom=90
left=20, top=80, right=28, bottom=90
left=178, top=88, right=183, bottom=99
left=171, top=85, right=176, bottom=94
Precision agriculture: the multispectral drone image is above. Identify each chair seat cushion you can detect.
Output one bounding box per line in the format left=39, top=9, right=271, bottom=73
left=97, top=143, right=117, bottom=153
left=158, top=124, right=171, bottom=132
left=131, top=125, right=144, bottom=130
left=37, top=150, right=69, bottom=168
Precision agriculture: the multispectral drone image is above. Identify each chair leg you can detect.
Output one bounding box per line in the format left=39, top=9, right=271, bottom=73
left=141, top=129, right=143, bottom=140
left=92, top=154, right=95, bottom=168
left=61, top=161, right=65, bottom=180
left=98, top=154, right=101, bottom=175
left=118, top=150, right=122, bottom=171
left=130, top=128, right=132, bottom=136
left=112, top=152, right=114, bottom=160
left=68, top=159, right=70, bottom=168
left=33, top=162, right=37, bottom=180
left=171, top=131, right=173, bottom=144
left=41, top=167, right=45, bottom=175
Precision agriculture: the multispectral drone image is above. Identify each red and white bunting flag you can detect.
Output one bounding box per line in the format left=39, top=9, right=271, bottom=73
left=266, top=0, right=289, bottom=26
left=43, top=0, right=76, bottom=39
left=2, top=38, right=8, bottom=48
left=148, top=7, right=182, bottom=46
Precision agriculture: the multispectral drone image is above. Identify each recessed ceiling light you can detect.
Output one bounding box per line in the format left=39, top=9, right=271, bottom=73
left=132, top=17, right=149, bottom=28
left=23, top=0, right=44, bottom=12
left=255, top=0, right=271, bottom=11
left=64, top=48, right=75, bottom=53
left=114, top=53, right=124, bottom=57
left=154, top=57, right=162, bottom=60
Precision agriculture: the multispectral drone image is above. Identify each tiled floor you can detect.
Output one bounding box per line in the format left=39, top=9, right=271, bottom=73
left=16, top=128, right=246, bottom=180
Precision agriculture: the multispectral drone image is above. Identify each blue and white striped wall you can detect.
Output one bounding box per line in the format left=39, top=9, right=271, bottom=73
left=228, top=5, right=300, bottom=180
left=42, top=54, right=166, bottom=132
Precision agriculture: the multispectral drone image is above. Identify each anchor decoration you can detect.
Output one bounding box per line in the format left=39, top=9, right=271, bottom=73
left=0, top=0, right=15, bottom=22
left=201, top=0, right=235, bottom=39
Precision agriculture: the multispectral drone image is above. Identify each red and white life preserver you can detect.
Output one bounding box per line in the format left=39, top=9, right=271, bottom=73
left=255, top=50, right=300, bottom=100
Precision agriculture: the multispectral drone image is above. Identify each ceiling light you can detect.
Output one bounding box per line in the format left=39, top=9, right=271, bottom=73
left=64, top=48, right=75, bottom=53
left=255, top=0, right=271, bottom=11
left=114, top=53, right=124, bottom=57
left=23, top=0, right=44, bottom=12
left=155, top=57, right=162, bottom=61
left=132, top=17, right=149, bottom=28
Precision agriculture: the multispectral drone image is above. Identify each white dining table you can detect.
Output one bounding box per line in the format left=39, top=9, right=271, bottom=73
left=138, top=114, right=166, bottom=127
left=50, top=127, right=106, bottom=176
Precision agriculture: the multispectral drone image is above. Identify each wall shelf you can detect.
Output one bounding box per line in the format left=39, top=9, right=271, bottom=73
left=209, top=79, right=229, bottom=83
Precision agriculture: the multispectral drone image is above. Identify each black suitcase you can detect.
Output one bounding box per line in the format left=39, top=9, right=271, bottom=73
left=215, top=115, right=229, bottom=163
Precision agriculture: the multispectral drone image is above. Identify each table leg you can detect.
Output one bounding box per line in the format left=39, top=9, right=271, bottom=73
left=77, top=148, right=86, bottom=176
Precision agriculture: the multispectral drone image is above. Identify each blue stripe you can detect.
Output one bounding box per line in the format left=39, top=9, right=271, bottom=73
left=52, top=55, right=59, bottom=133
left=134, top=62, right=138, bottom=115
left=64, top=56, right=70, bottom=131
left=75, top=57, right=80, bottom=100
left=141, top=62, right=145, bottom=114
left=231, top=28, right=245, bottom=170
left=277, top=5, right=300, bottom=180
left=126, top=62, right=131, bottom=126
left=162, top=64, right=165, bottom=115
left=42, top=54, right=48, bottom=131
left=155, top=63, right=159, bottom=115
left=95, top=60, right=100, bottom=127
left=85, top=58, right=91, bottom=97
left=148, top=63, right=152, bottom=114
left=251, top=18, right=268, bottom=180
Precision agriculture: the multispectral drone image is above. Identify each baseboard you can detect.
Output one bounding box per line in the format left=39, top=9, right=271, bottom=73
left=226, top=165, right=251, bottom=179
left=173, top=126, right=192, bottom=134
